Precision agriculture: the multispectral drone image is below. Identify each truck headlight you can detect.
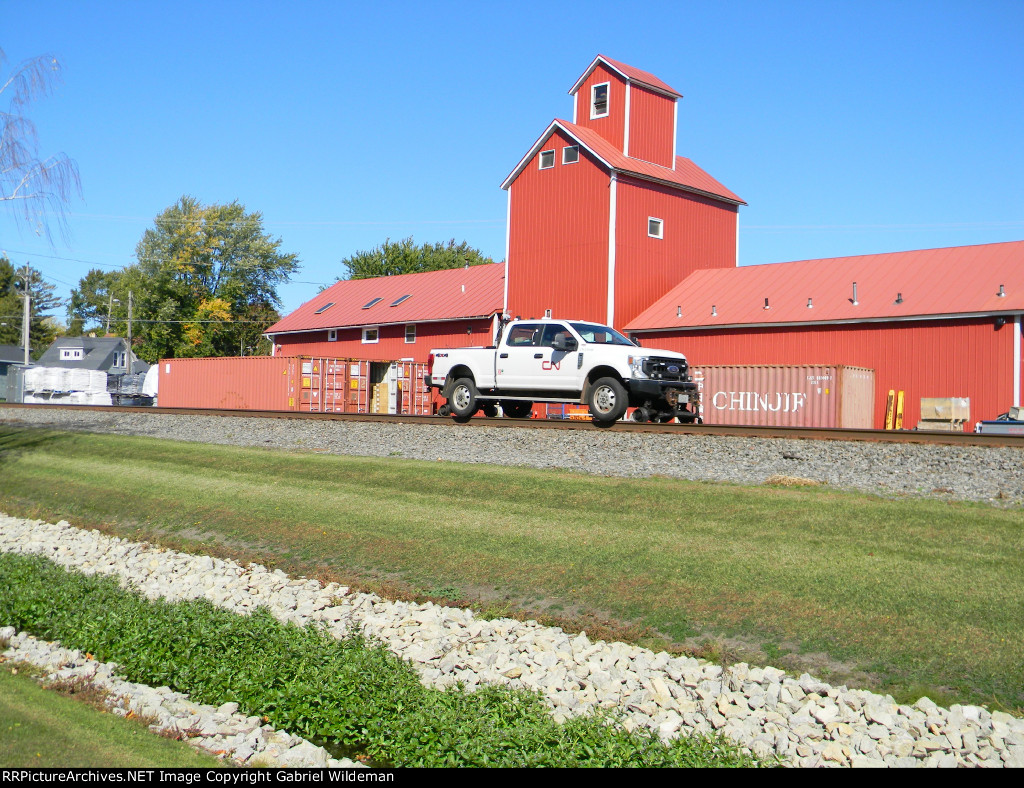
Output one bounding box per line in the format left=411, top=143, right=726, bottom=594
left=628, top=356, right=647, bottom=378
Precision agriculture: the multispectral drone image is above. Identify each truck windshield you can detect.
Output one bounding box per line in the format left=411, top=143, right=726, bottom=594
left=569, top=323, right=635, bottom=346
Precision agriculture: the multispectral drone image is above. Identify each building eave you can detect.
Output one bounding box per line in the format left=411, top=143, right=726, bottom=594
left=628, top=310, right=1024, bottom=334
left=264, top=311, right=501, bottom=338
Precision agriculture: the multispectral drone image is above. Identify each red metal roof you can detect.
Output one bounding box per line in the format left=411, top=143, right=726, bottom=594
left=569, top=55, right=682, bottom=98
left=266, top=263, right=505, bottom=335
left=501, top=119, right=744, bottom=205
left=625, top=241, right=1024, bottom=332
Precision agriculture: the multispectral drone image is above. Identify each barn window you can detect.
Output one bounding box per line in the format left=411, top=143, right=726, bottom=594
left=562, top=145, right=579, bottom=164
left=648, top=217, right=664, bottom=239
left=405, top=324, right=416, bottom=344
left=328, top=329, right=338, bottom=342
left=539, top=150, right=555, bottom=169
left=362, top=327, right=379, bottom=344
left=314, top=302, right=334, bottom=314
left=591, top=83, right=609, bottom=118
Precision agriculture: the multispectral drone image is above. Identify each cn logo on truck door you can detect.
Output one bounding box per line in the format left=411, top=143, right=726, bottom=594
left=498, top=323, right=577, bottom=391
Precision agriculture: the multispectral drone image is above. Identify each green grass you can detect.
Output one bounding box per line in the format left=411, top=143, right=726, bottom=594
left=0, top=665, right=223, bottom=767
left=0, top=553, right=757, bottom=768
left=1, top=425, right=1022, bottom=710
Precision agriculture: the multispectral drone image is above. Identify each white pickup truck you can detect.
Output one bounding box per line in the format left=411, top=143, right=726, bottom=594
left=426, top=318, right=699, bottom=424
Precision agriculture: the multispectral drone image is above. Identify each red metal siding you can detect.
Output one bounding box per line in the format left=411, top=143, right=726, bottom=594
left=572, top=64, right=626, bottom=151
left=159, top=356, right=296, bottom=410
left=275, top=319, right=494, bottom=364
left=159, top=355, right=436, bottom=415
left=635, top=318, right=1016, bottom=428
left=692, top=365, right=874, bottom=428
left=614, top=175, right=737, bottom=330
left=506, top=128, right=611, bottom=325
left=627, top=84, right=675, bottom=168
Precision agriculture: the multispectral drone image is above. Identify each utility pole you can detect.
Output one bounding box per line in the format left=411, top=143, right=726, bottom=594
left=126, top=290, right=133, bottom=373
left=22, top=267, right=31, bottom=365
left=105, top=292, right=114, bottom=334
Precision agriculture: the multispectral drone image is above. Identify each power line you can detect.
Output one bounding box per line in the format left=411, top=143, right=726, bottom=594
left=68, top=212, right=504, bottom=228
left=1, top=248, right=331, bottom=284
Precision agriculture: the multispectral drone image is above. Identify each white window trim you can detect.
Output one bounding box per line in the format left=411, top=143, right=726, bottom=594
left=404, top=324, right=416, bottom=344
left=562, top=145, right=579, bottom=165
left=327, top=329, right=338, bottom=342
left=591, top=81, right=610, bottom=119
left=648, top=217, right=664, bottom=239
left=61, top=348, right=83, bottom=360
left=538, top=149, right=555, bottom=170
left=362, top=327, right=379, bottom=344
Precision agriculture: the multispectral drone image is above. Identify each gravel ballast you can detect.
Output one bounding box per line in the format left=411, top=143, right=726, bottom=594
left=2, top=407, right=1023, bottom=506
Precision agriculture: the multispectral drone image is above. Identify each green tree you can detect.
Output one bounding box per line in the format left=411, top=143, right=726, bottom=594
left=0, top=256, right=62, bottom=357
left=67, top=267, right=122, bottom=335
left=108, top=196, right=298, bottom=362
left=340, top=236, right=495, bottom=280
left=0, top=48, right=81, bottom=240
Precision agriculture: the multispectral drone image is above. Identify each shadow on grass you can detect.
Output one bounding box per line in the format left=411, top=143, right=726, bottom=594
left=0, top=427, right=70, bottom=467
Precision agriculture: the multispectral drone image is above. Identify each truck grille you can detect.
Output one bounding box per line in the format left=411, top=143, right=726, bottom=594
left=643, top=357, right=689, bottom=382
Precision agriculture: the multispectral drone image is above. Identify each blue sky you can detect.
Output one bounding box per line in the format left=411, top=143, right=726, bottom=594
left=2, top=0, right=1022, bottom=320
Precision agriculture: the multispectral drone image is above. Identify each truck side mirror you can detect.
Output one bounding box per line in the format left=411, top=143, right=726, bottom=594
left=551, top=335, right=577, bottom=352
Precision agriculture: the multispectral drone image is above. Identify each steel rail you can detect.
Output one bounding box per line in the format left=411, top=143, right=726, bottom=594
left=3, top=402, right=1023, bottom=448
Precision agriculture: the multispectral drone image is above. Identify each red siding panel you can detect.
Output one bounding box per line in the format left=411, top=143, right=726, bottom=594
left=614, top=176, right=737, bottom=329
left=274, top=318, right=494, bottom=364
left=627, top=84, right=675, bottom=168
left=635, top=318, right=1016, bottom=428
left=572, top=64, right=626, bottom=151
left=506, top=128, right=611, bottom=325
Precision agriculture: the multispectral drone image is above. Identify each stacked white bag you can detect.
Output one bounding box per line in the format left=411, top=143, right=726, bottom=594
left=21, top=365, right=111, bottom=405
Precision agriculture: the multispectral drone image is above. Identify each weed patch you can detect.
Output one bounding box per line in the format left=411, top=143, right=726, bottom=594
left=0, top=552, right=756, bottom=768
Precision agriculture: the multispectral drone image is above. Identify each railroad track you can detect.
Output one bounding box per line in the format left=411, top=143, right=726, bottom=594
left=3, top=402, right=1023, bottom=448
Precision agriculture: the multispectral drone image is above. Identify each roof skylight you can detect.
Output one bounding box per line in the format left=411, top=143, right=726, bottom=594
left=390, top=294, right=412, bottom=307
left=362, top=297, right=383, bottom=309
left=314, top=302, right=335, bottom=314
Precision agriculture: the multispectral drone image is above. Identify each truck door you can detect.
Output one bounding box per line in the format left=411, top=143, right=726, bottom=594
left=497, top=323, right=578, bottom=391
left=496, top=323, right=543, bottom=390
left=536, top=323, right=581, bottom=391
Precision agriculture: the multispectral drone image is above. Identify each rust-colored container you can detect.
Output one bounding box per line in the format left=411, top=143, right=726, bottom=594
left=692, top=365, right=874, bottom=428
left=158, top=356, right=432, bottom=415
left=159, top=356, right=299, bottom=410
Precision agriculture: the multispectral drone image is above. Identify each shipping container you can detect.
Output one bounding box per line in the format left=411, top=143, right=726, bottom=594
left=692, top=365, right=874, bottom=428
left=158, top=356, right=435, bottom=415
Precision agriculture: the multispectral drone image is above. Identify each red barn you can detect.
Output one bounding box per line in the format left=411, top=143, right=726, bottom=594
left=625, top=241, right=1024, bottom=427
left=501, top=55, right=745, bottom=331
left=264, top=263, right=505, bottom=364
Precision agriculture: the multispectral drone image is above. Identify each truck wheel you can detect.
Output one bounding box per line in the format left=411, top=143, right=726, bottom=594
left=501, top=401, right=533, bottom=418
left=588, top=377, right=628, bottom=423
left=449, top=378, right=478, bottom=421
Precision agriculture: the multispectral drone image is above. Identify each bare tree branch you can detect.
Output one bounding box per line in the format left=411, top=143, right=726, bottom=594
left=0, top=48, right=82, bottom=242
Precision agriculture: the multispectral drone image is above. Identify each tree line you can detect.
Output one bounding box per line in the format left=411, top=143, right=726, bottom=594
left=2, top=47, right=495, bottom=363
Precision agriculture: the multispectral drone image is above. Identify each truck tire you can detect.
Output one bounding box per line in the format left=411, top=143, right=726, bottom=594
left=449, top=377, right=478, bottom=421
left=588, top=377, right=628, bottom=423
left=501, top=400, right=533, bottom=418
